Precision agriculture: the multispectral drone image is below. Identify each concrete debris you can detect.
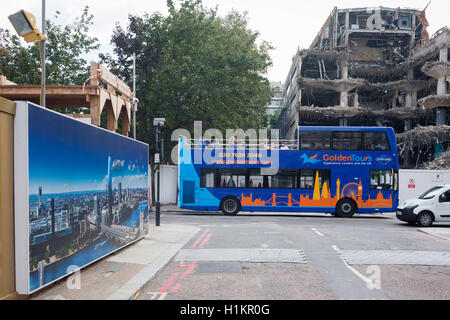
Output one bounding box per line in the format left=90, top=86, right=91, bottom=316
left=419, top=94, right=450, bottom=109
left=397, top=125, right=450, bottom=156
left=421, top=149, right=450, bottom=170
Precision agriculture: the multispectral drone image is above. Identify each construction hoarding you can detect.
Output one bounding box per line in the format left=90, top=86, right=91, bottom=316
left=14, top=102, right=149, bottom=294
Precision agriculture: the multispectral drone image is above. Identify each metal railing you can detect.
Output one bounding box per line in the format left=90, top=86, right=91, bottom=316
left=182, top=138, right=299, bottom=150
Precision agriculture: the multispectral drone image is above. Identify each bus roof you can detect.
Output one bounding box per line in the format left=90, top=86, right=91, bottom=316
left=298, top=126, right=394, bottom=132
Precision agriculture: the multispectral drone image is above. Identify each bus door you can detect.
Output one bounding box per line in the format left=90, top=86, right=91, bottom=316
left=182, top=180, right=196, bottom=204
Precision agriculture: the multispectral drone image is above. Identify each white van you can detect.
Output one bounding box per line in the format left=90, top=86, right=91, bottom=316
left=396, top=185, right=450, bottom=227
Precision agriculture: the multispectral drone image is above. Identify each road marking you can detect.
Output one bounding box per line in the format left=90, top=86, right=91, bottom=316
left=190, top=229, right=210, bottom=249
left=170, top=283, right=182, bottom=293
left=331, top=245, right=378, bottom=290
left=181, top=262, right=197, bottom=278
left=417, top=230, right=450, bottom=247
left=146, top=292, right=167, bottom=300
left=158, top=272, right=179, bottom=293
left=198, top=233, right=211, bottom=249
left=132, top=289, right=141, bottom=300
left=311, top=227, right=324, bottom=237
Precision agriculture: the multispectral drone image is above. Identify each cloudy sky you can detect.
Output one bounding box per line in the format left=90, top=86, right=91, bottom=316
left=28, top=104, right=148, bottom=194
left=1, top=0, right=448, bottom=83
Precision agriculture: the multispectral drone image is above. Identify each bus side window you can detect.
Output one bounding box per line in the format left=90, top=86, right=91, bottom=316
left=299, top=132, right=331, bottom=150
left=216, top=169, right=246, bottom=188
left=249, top=169, right=263, bottom=188
left=332, top=131, right=362, bottom=150
left=200, top=169, right=215, bottom=188
left=370, top=170, right=393, bottom=190
left=299, top=170, right=330, bottom=189
left=364, top=132, right=391, bottom=151
left=299, top=170, right=315, bottom=188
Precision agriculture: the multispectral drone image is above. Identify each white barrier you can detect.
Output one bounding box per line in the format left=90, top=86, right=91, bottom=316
left=399, top=169, right=450, bottom=204
left=148, top=164, right=178, bottom=205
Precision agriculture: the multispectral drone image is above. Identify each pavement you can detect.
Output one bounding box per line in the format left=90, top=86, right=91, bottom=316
left=29, top=222, right=200, bottom=300
left=418, top=227, right=450, bottom=241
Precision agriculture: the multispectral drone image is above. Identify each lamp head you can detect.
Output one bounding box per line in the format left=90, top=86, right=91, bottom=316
left=8, top=10, right=45, bottom=42
left=153, top=118, right=166, bottom=127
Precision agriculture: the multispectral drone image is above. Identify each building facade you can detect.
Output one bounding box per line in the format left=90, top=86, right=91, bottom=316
left=277, top=6, right=450, bottom=167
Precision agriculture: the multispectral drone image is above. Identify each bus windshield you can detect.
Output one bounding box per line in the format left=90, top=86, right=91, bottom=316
left=418, top=186, right=444, bottom=200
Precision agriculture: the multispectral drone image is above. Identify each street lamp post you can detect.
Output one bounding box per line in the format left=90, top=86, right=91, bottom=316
left=153, top=118, right=165, bottom=227
left=41, top=0, right=46, bottom=108
left=132, top=53, right=137, bottom=139
left=8, top=5, right=46, bottom=106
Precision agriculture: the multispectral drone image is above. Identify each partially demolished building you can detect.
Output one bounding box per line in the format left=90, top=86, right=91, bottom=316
left=277, top=6, right=450, bottom=168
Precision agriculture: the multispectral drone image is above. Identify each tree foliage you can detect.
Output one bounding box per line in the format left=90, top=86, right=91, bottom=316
left=102, top=0, right=273, bottom=163
left=0, top=6, right=99, bottom=85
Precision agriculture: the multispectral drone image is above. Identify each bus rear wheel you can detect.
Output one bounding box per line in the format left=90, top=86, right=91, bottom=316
left=335, top=198, right=357, bottom=218
left=220, top=196, right=241, bottom=216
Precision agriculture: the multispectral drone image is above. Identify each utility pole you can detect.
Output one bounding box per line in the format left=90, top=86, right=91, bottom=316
left=153, top=118, right=165, bottom=227
left=41, top=0, right=46, bottom=108
left=156, top=123, right=160, bottom=226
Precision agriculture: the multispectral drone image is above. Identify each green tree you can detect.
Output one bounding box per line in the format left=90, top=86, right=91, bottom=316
left=0, top=6, right=99, bottom=85
left=102, top=0, right=273, bottom=163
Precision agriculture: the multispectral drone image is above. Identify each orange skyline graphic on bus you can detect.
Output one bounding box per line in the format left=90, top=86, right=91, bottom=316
left=239, top=171, right=392, bottom=208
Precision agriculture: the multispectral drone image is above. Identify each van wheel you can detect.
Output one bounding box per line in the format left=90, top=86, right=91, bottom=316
left=220, top=197, right=241, bottom=216
left=335, top=198, right=357, bottom=218
left=417, top=211, right=434, bottom=227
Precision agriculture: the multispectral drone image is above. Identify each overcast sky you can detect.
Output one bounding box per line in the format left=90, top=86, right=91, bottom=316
left=1, top=0, right=448, bottom=83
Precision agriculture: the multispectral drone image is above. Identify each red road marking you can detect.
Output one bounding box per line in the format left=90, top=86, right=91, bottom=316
left=418, top=231, right=450, bottom=246
left=158, top=272, right=178, bottom=293
left=170, top=283, right=182, bottom=293
left=190, top=229, right=210, bottom=249
left=198, top=233, right=211, bottom=249
left=162, top=229, right=212, bottom=294
left=181, top=262, right=197, bottom=279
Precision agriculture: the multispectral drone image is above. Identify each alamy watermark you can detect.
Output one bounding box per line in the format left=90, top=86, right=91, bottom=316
left=66, top=265, right=81, bottom=290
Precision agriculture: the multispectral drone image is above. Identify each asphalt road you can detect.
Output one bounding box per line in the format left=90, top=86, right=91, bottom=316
left=139, top=211, right=450, bottom=300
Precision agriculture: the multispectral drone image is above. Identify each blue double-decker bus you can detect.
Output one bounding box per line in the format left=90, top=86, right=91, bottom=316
left=178, top=126, right=399, bottom=217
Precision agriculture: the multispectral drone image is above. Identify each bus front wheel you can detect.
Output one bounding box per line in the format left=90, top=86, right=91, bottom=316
left=220, top=196, right=241, bottom=216
left=335, top=198, right=357, bottom=218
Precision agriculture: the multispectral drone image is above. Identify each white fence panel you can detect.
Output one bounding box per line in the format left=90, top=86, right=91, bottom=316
left=148, top=164, right=178, bottom=205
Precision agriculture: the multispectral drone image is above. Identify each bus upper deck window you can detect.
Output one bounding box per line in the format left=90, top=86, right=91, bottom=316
left=364, top=132, right=391, bottom=151
left=332, top=131, right=362, bottom=150
left=300, top=132, right=331, bottom=150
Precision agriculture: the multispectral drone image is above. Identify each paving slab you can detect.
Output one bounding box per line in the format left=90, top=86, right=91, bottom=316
left=338, top=250, right=450, bottom=266
left=175, top=248, right=308, bottom=263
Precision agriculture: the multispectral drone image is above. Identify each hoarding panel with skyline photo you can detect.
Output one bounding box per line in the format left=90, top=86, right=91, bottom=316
left=14, top=102, right=149, bottom=294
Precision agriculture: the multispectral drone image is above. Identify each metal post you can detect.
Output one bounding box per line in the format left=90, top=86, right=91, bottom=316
left=133, top=53, right=136, bottom=139
left=156, top=123, right=161, bottom=226
left=41, top=0, right=46, bottom=108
